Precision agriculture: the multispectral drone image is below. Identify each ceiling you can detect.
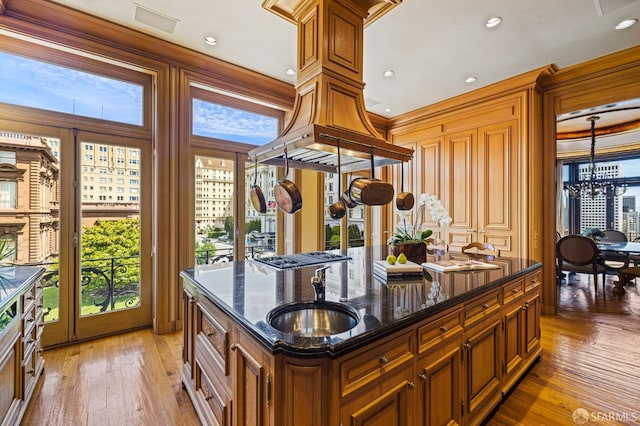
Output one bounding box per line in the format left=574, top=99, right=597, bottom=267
left=47, top=0, right=640, bottom=120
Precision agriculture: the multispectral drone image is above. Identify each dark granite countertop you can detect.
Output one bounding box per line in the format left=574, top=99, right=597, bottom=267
left=181, top=246, right=541, bottom=358
left=0, top=266, right=46, bottom=312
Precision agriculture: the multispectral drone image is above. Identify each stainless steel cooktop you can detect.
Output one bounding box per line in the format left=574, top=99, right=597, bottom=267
left=254, top=251, right=351, bottom=270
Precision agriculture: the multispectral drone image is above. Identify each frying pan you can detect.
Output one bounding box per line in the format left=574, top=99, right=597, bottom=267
left=395, top=162, right=414, bottom=210
left=328, top=142, right=346, bottom=219
left=349, top=152, right=394, bottom=206
left=249, top=158, right=267, bottom=213
left=274, top=148, right=302, bottom=214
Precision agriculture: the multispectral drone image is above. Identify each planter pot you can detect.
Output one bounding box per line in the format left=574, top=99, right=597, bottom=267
left=390, top=242, right=427, bottom=264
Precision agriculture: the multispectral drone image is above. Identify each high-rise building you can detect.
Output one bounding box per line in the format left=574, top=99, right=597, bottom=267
left=578, top=162, right=624, bottom=232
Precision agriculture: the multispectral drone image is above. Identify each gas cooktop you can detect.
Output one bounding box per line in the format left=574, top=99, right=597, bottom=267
left=254, top=251, right=351, bottom=270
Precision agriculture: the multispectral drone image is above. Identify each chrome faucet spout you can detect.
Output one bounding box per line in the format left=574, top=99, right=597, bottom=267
left=311, top=265, right=330, bottom=302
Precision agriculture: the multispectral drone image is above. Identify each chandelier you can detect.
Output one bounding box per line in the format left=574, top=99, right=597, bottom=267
left=564, top=115, right=627, bottom=199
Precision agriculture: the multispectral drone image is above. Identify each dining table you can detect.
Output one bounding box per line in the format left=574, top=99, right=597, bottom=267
left=597, top=241, right=640, bottom=293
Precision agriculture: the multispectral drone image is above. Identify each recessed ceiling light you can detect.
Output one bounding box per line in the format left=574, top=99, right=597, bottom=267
left=485, top=16, right=502, bottom=28
left=204, top=36, right=217, bottom=46
left=616, top=18, right=638, bottom=30
left=285, top=68, right=296, bottom=76
left=465, top=76, right=478, bottom=84
left=382, top=70, right=395, bottom=78
left=384, top=108, right=392, bottom=113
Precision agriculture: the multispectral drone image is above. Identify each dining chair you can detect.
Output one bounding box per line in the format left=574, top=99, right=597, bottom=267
left=599, top=229, right=629, bottom=275
left=461, top=241, right=500, bottom=257
left=556, top=235, right=605, bottom=293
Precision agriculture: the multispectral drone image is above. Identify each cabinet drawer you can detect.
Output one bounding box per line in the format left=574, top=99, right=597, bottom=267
left=501, top=278, right=524, bottom=305
left=417, top=308, right=463, bottom=355
left=340, top=331, right=415, bottom=398
left=524, top=270, right=541, bottom=293
left=196, top=362, right=231, bottom=426
left=197, top=299, right=231, bottom=377
left=463, top=290, right=500, bottom=327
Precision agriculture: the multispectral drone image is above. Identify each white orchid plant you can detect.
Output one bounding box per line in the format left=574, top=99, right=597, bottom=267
left=387, top=193, right=452, bottom=246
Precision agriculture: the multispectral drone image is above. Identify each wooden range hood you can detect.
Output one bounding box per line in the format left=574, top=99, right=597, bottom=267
left=250, top=0, right=413, bottom=173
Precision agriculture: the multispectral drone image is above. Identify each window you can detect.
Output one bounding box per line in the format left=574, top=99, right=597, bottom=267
left=0, top=234, right=16, bottom=263
left=0, top=181, right=17, bottom=209
left=0, top=51, right=144, bottom=126
left=192, top=98, right=278, bottom=145
left=0, top=151, right=16, bottom=165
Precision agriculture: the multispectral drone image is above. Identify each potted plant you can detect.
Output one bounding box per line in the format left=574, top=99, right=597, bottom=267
left=387, top=193, right=452, bottom=263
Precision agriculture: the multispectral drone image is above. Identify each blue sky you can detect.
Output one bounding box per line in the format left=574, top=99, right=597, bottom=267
left=0, top=51, right=277, bottom=145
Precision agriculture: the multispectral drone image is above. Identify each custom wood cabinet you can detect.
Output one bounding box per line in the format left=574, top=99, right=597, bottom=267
left=444, top=120, right=518, bottom=256
left=182, top=265, right=542, bottom=426
left=389, top=93, right=530, bottom=259
left=0, top=269, right=45, bottom=426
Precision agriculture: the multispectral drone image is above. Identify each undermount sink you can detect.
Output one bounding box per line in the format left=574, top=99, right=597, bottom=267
left=266, top=301, right=360, bottom=338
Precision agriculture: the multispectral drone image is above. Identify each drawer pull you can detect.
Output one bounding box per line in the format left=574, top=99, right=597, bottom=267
left=419, top=373, right=427, bottom=381
left=462, top=343, right=471, bottom=350
left=379, top=355, right=388, bottom=364
left=230, top=343, right=238, bottom=351
left=482, top=303, right=489, bottom=309
left=27, top=369, right=35, bottom=377
left=439, top=325, right=448, bottom=332
left=37, top=304, right=44, bottom=309
left=189, top=298, right=196, bottom=305
left=26, top=296, right=34, bottom=301
left=522, top=303, right=530, bottom=311
left=512, top=288, right=518, bottom=294
left=205, top=394, right=213, bottom=401
left=206, top=331, right=214, bottom=337
left=407, top=381, right=415, bottom=389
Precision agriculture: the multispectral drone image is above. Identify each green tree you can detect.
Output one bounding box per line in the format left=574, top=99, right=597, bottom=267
left=246, top=219, right=262, bottom=233
left=348, top=224, right=364, bottom=247
left=80, top=219, right=141, bottom=291
left=224, top=216, right=234, bottom=240
left=195, top=240, right=217, bottom=264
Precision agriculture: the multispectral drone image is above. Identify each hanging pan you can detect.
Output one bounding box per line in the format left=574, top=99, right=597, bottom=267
left=328, top=141, right=347, bottom=219
left=249, top=158, right=267, bottom=214
left=348, top=152, right=394, bottom=206
left=341, top=173, right=358, bottom=209
left=274, top=148, right=303, bottom=214
left=395, top=161, right=414, bottom=210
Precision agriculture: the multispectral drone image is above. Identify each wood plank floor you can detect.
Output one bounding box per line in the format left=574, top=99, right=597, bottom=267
left=22, top=273, right=640, bottom=425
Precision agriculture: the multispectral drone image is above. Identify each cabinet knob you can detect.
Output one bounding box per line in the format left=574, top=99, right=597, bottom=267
left=189, top=299, right=196, bottom=305
left=27, top=369, right=35, bottom=377
left=512, top=289, right=518, bottom=294
left=230, top=343, right=238, bottom=351
left=419, top=373, right=427, bottom=381
left=379, top=355, right=388, bottom=364
left=26, top=296, right=34, bottom=301
left=482, top=303, right=489, bottom=310
left=407, top=381, right=415, bottom=389
left=522, top=303, right=530, bottom=311
left=206, top=331, right=214, bottom=337
left=439, top=325, right=448, bottom=332
left=462, top=343, right=471, bottom=350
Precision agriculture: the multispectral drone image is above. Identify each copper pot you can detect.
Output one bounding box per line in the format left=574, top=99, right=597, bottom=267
left=249, top=158, right=267, bottom=213
left=348, top=153, right=394, bottom=206
left=395, top=162, right=414, bottom=210
left=328, top=142, right=346, bottom=219
left=274, top=148, right=302, bottom=214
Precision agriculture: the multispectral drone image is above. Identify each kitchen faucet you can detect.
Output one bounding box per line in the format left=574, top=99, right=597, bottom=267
left=311, top=265, right=330, bottom=302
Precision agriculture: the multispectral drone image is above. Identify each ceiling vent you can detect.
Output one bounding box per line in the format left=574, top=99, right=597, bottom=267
left=249, top=0, right=412, bottom=173
left=134, top=4, right=179, bottom=33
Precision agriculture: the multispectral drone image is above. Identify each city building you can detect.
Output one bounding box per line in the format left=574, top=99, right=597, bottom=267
left=578, top=162, right=624, bottom=232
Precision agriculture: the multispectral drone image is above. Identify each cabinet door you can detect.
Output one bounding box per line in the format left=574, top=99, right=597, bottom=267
left=182, top=288, right=196, bottom=383
left=502, top=298, right=524, bottom=382
left=523, top=289, right=541, bottom=356
left=477, top=120, right=517, bottom=256
left=444, top=130, right=476, bottom=251
left=340, top=364, right=415, bottom=426
left=416, top=338, right=462, bottom=426
left=232, top=340, right=271, bottom=426
left=463, top=315, right=502, bottom=424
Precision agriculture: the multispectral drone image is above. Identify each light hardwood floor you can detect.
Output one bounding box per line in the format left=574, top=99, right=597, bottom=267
left=23, top=273, right=640, bottom=425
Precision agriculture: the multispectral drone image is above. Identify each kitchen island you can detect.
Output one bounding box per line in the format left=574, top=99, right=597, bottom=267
left=0, top=266, right=45, bottom=425
left=181, top=246, right=542, bottom=425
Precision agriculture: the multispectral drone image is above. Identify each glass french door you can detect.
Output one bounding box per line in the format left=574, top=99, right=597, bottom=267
left=0, top=122, right=151, bottom=346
